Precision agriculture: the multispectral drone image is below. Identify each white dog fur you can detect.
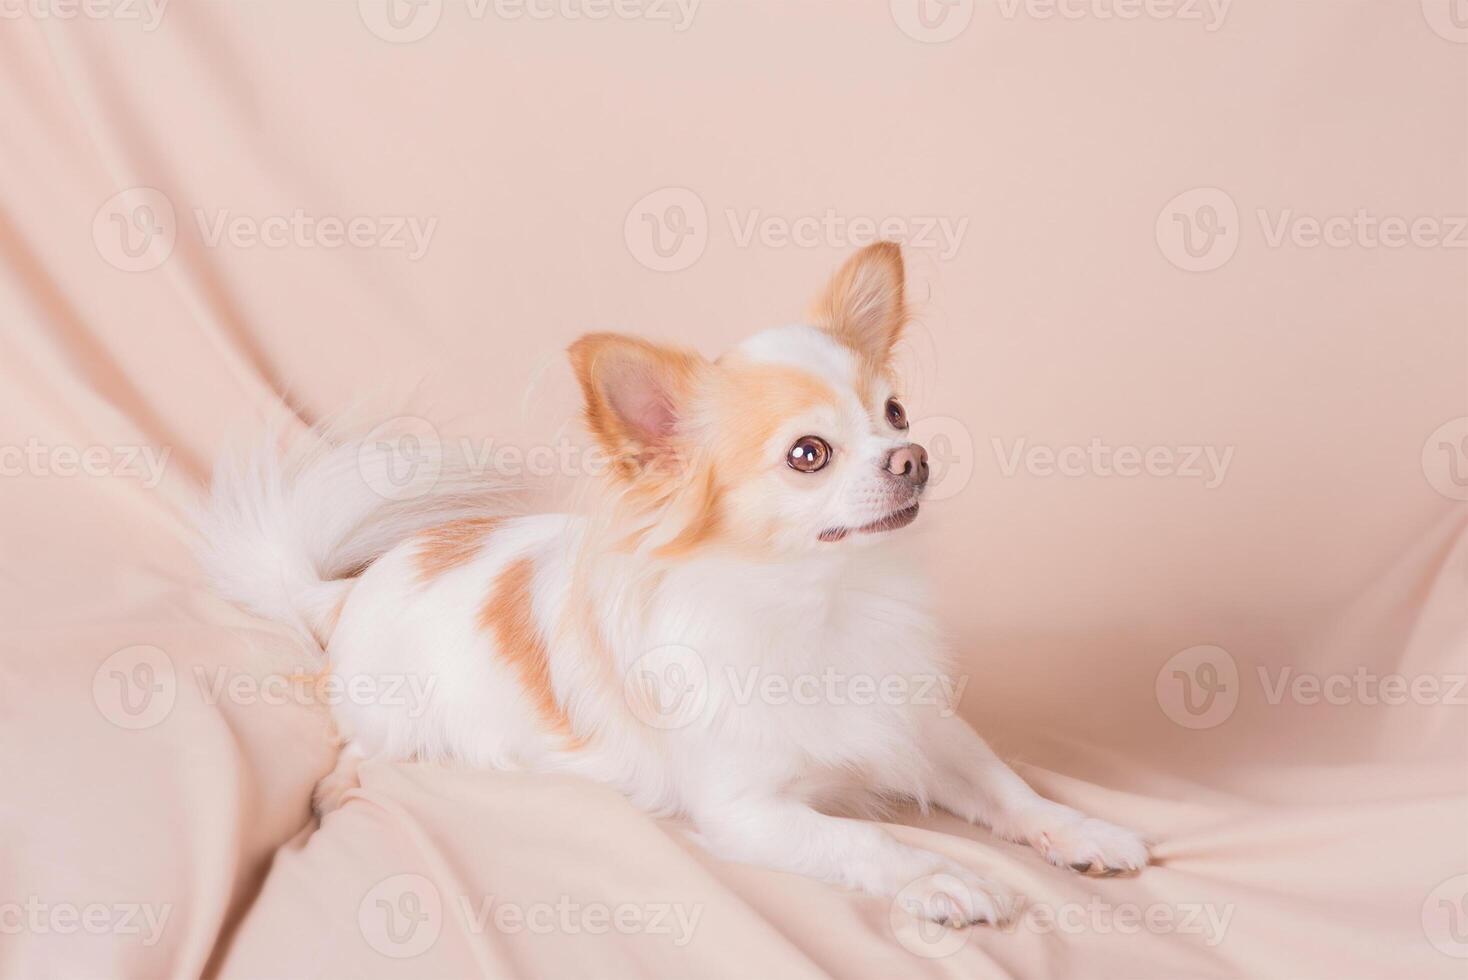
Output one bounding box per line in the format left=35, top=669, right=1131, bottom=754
left=198, top=243, right=1148, bottom=927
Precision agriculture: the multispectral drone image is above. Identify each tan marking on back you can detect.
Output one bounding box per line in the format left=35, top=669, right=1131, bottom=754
left=415, top=517, right=503, bottom=582
left=478, top=558, right=580, bottom=745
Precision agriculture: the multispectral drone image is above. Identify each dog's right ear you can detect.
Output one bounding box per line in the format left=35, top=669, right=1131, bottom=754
left=813, top=241, right=907, bottom=366
left=568, top=333, right=706, bottom=479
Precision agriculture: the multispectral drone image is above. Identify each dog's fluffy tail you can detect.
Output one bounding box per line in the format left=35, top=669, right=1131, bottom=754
left=195, top=421, right=515, bottom=651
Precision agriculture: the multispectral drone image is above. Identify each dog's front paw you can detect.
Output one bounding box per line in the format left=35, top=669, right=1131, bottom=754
left=894, top=866, right=1017, bottom=928
left=1025, top=808, right=1149, bottom=877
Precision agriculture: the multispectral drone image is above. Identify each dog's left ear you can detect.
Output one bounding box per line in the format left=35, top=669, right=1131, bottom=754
left=813, top=241, right=907, bottom=364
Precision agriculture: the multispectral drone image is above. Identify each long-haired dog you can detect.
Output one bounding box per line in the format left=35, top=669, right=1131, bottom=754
left=199, top=243, right=1148, bottom=927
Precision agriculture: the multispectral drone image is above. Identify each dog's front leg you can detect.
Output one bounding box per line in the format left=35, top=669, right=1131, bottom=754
left=919, top=713, right=1150, bottom=876
left=689, top=794, right=1015, bottom=926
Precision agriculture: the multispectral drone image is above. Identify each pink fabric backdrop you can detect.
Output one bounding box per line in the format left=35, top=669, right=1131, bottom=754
left=0, top=2, right=1464, bottom=977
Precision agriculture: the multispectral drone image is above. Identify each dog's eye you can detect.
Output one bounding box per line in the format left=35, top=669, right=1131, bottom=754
left=787, top=436, right=831, bottom=473
left=885, top=398, right=909, bottom=431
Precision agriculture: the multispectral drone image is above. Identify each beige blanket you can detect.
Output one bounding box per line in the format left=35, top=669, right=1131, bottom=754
left=2, top=2, right=1464, bottom=977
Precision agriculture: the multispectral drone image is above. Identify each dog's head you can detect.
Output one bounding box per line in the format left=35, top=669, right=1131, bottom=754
left=569, top=242, right=927, bottom=559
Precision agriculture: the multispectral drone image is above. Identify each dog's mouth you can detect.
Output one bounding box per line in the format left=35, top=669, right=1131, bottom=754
left=818, top=503, right=920, bottom=543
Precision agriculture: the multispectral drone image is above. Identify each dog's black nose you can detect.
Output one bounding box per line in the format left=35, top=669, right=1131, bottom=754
left=885, top=444, right=929, bottom=487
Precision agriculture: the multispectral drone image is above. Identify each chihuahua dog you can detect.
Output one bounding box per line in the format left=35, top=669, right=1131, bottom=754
left=200, top=242, right=1148, bottom=927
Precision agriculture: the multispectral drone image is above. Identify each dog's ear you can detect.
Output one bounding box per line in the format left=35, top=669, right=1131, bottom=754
left=813, top=241, right=907, bottom=364
left=568, top=333, right=706, bottom=478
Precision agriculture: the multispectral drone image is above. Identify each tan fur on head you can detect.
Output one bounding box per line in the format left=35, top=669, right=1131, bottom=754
left=567, top=242, right=913, bottom=563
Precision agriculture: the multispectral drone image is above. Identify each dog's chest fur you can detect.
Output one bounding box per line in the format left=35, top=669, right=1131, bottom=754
left=637, top=548, right=946, bottom=793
